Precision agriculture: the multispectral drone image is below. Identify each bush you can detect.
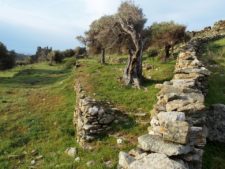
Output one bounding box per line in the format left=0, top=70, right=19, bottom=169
left=146, top=47, right=159, bottom=57
left=74, top=47, right=86, bottom=58
left=0, top=42, right=16, bottom=70
left=64, top=57, right=77, bottom=69
left=47, top=51, right=64, bottom=64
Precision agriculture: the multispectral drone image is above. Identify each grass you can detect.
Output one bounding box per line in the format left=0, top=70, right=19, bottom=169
left=0, top=55, right=175, bottom=169
left=201, top=37, right=225, bottom=169
left=76, top=54, right=175, bottom=113
left=0, top=62, right=77, bottom=168
left=200, top=38, right=225, bottom=105
left=2, top=47, right=224, bottom=169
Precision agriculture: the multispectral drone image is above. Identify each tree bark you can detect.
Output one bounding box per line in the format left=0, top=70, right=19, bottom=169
left=164, top=44, right=171, bottom=61
left=123, top=45, right=143, bottom=88
left=100, top=48, right=105, bottom=64
left=118, top=18, right=144, bottom=88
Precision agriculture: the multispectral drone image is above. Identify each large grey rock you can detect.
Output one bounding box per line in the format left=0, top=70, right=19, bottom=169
left=206, top=104, right=225, bottom=143
left=138, top=134, right=192, bottom=156
left=129, top=153, right=188, bottom=169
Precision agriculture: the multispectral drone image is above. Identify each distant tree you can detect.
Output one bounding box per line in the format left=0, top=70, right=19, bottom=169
left=85, top=15, right=118, bottom=64
left=74, top=47, right=86, bottom=58
left=150, top=21, right=187, bottom=61
left=0, top=42, right=16, bottom=70
left=34, top=46, right=52, bottom=62
left=63, top=49, right=75, bottom=58
left=47, top=50, right=63, bottom=64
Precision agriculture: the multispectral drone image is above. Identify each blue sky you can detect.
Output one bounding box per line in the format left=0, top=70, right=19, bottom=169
left=0, top=0, right=225, bottom=54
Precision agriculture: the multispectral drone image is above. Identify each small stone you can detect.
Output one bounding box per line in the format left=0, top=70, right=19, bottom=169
left=88, top=106, right=99, bottom=116
left=31, top=160, right=36, bottom=165
left=114, top=119, right=119, bottom=124
left=65, top=147, right=77, bottom=157
left=104, top=160, right=113, bottom=168
left=75, top=157, right=80, bottom=162
left=35, top=155, right=43, bottom=160
left=31, top=149, right=38, bottom=156
left=117, top=138, right=123, bottom=144
left=86, top=160, right=95, bottom=167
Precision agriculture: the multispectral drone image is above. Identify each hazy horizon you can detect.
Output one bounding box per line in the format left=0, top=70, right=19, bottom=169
left=0, top=0, right=225, bottom=54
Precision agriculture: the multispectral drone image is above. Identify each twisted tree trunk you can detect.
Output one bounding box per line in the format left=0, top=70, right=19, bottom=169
left=118, top=18, right=144, bottom=88
left=123, top=44, right=143, bottom=88
left=100, top=48, right=105, bottom=64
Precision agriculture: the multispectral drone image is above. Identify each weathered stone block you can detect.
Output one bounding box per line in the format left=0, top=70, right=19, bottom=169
left=129, top=153, right=189, bottom=169
left=163, top=121, right=190, bottom=144
left=138, top=134, right=192, bottom=156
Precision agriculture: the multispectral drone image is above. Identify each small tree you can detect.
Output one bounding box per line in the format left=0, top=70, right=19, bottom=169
left=85, top=15, right=117, bottom=64
left=150, top=21, right=187, bottom=61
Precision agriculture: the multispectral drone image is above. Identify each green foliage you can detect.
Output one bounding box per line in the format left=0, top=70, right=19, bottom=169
left=0, top=42, right=16, bottom=70
left=47, top=51, right=64, bottom=64
left=74, top=46, right=86, bottom=57
left=146, top=47, right=159, bottom=57
left=149, top=21, right=187, bottom=60
left=64, top=57, right=77, bottom=69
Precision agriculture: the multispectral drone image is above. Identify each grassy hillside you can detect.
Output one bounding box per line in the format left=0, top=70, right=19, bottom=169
left=0, top=45, right=224, bottom=169
left=0, top=56, right=175, bottom=169
left=202, top=38, right=225, bottom=169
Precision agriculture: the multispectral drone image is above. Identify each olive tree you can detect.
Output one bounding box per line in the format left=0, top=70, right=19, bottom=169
left=150, top=21, right=187, bottom=61
left=84, top=15, right=118, bottom=64
left=116, top=1, right=147, bottom=88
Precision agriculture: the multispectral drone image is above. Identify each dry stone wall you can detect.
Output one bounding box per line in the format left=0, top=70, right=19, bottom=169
left=74, top=82, right=115, bottom=146
left=118, top=34, right=225, bottom=169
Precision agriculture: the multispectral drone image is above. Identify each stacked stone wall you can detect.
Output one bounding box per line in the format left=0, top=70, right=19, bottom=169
left=118, top=34, right=225, bottom=169
left=73, top=82, right=115, bottom=146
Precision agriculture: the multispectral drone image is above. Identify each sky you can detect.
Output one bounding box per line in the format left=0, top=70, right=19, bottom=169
left=0, top=0, right=225, bottom=54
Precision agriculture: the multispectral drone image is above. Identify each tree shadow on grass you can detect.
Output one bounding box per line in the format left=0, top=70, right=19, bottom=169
left=0, top=68, right=70, bottom=88
left=142, top=77, right=172, bottom=88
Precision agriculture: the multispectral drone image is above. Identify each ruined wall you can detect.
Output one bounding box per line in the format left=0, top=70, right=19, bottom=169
left=118, top=34, right=225, bottom=169
left=74, top=82, right=115, bottom=146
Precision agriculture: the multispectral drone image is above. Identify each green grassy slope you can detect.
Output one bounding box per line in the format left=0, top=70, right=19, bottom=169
left=1, top=44, right=224, bottom=169
left=0, top=62, right=77, bottom=168
left=202, top=38, right=225, bottom=169
left=0, top=56, right=175, bottom=169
